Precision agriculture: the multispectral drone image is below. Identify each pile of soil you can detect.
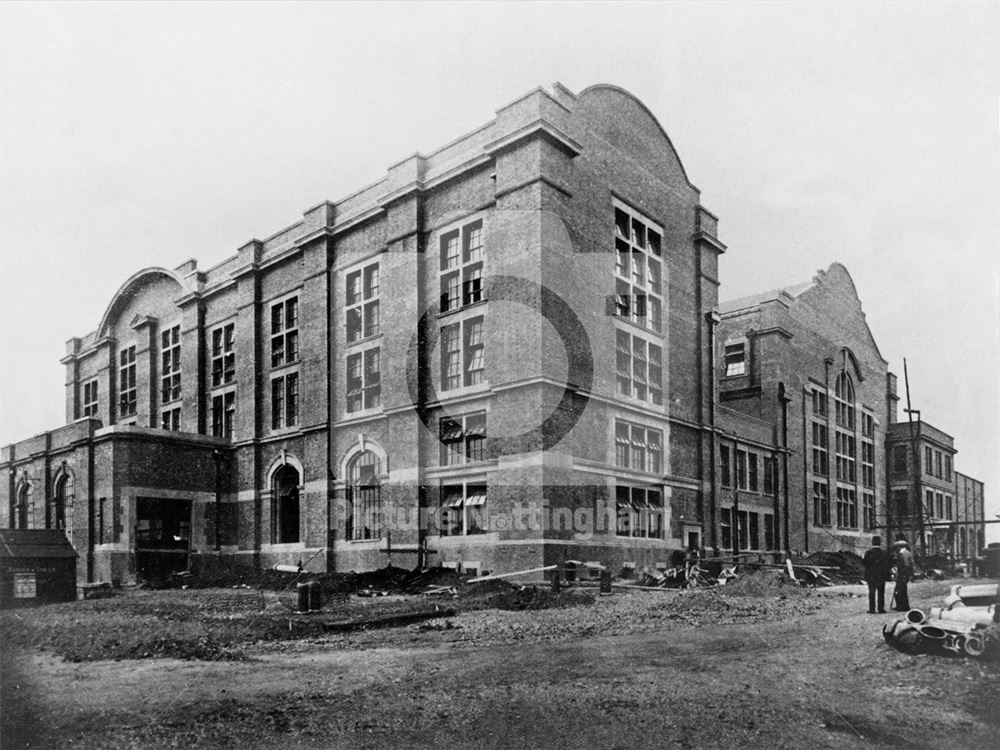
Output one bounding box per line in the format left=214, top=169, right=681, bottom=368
left=800, top=550, right=865, bottom=583
left=716, top=568, right=810, bottom=598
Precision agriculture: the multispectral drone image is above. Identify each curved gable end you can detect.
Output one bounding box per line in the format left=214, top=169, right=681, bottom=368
left=98, top=268, right=187, bottom=338
left=574, top=85, right=692, bottom=188
left=796, top=262, right=886, bottom=364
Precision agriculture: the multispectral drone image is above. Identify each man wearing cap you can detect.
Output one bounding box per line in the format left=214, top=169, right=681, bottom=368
left=862, top=536, right=890, bottom=613
left=893, top=539, right=915, bottom=611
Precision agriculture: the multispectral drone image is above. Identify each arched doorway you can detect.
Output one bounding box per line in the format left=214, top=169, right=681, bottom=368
left=272, top=464, right=301, bottom=544
left=346, top=451, right=381, bottom=541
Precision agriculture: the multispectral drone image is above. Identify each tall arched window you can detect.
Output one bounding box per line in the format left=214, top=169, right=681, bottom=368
left=834, top=371, right=855, bottom=429
left=346, top=451, right=381, bottom=541
left=49, top=475, right=69, bottom=531
left=271, top=465, right=300, bottom=544
left=14, top=482, right=30, bottom=529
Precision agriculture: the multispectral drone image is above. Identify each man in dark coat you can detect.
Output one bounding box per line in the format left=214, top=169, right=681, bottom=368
left=893, top=538, right=915, bottom=611
left=862, top=536, right=890, bottom=613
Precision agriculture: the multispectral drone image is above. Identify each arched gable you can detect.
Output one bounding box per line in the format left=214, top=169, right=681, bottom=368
left=838, top=347, right=865, bottom=382
left=575, top=84, right=692, bottom=187
left=97, top=268, right=188, bottom=338
left=265, top=451, right=305, bottom=486
left=338, top=436, right=388, bottom=481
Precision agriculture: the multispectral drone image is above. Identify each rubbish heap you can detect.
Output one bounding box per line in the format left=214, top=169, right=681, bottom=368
left=883, top=583, right=999, bottom=659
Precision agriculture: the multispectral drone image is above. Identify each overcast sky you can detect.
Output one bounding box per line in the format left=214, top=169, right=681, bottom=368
left=1, top=2, right=998, bottom=532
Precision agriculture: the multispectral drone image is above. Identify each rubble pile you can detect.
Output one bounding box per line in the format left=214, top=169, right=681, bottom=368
left=717, top=567, right=810, bottom=598
left=800, top=550, right=865, bottom=584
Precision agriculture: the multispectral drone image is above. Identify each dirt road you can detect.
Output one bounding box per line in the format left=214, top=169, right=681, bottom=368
left=4, top=580, right=998, bottom=749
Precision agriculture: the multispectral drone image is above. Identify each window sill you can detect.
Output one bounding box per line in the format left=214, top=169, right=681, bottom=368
left=346, top=333, right=383, bottom=348
left=437, top=299, right=487, bottom=320
left=346, top=537, right=383, bottom=545
left=270, top=361, right=300, bottom=374
left=439, top=382, right=491, bottom=400
left=614, top=316, right=663, bottom=337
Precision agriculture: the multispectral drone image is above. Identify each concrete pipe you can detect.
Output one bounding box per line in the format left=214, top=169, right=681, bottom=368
left=883, top=620, right=920, bottom=653
left=944, top=583, right=999, bottom=609
left=906, top=609, right=926, bottom=625
left=963, top=633, right=986, bottom=657
left=928, top=604, right=995, bottom=627
left=916, top=625, right=948, bottom=641
left=273, top=563, right=302, bottom=574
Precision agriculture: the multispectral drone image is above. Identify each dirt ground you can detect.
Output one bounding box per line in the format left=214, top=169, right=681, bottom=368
left=3, top=578, right=999, bottom=749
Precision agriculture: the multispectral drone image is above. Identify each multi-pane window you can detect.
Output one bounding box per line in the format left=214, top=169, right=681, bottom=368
left=613, top=204, right=662, bottom=332
left=862, top=492, right=876, bottom=532
left=935, top=451, right=943, bottom=479
left=346, top=452, right=381, bottom=541
left=82, top=379, right=99, bottom=418
left=925, top=489, right=935, bottom=518
left=892, top=444, right=908, bottom=475
left=763, top=456, right=777, bottom=496
left=211, top=323, right=235, bottom=388
left=813, top=481, right=831, bottom=526
left=440, top=316, right=484, bottom=391
left=160, top=407, right=181, bottom=431
left=862, top=412, right=875, bottom=439
left=160, top=325, right=181, bottom=403
left=924, top=446, right=933, bottom=476
left=763, top=513, right=775, bottom=551
left=946, top=494, right=953, bottom=520
left=212, top=391, right=236, bottom=439
left=440, top=482, right=487, bottom=536
left=615, top=330, right=663, bottom=405
left=835, top=432, right=857, bottom=483
left=118, top=345, right=137, bottom=418
left=440, top=220, right=484, bottom=313
left=812, top=389, right=828, bottom=416
left=720, top=507, right=733, bottom=549
left=834, top=372, right=855, bottom=429
left=271, top=372, right=299, bottom=430
left=720, top=445, right=731, bottom=487
left=936, top=492, right=945, bottom=518
left=811, top=421, right=829, bottom=475
left=736, top=449, right=747, bottom=490
left=346, top=347, right=381, bottom=413
left=748, top=452, right=759, bottom=492
left=346, top=263, right=380, bottom=342
left=734, top=449, right=759, bottom=492
left=440, top=412, right=487, bottom=466
left=615, top=485, right=663, bottom=538
left=861, top=440, right=875, bottom=488
left=270, top=297, right=299, bottom=368
left=836, top=486, right=858, bottom=529
left=724, top=341, right=746, bottom=377
left=614, top=421, right=662, bottom=474
left=944, top=455, right=952, bottom=481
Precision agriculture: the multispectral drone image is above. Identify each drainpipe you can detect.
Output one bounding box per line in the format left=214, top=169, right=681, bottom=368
left=213, top=449, right=222, bottom=552
left=706, top=311, right=721, bottom=551
left=778, top=382, right=791, bottom=556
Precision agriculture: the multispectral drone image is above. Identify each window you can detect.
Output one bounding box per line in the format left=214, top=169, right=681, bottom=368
left=747, top=452, right=759, bottom=492
left=615, top=485, right=663, bottom=538
left=440, top=481, right=487, bottom=536
left=811, top=421, right=829, bottom=476
left=160, top=407, right=181, bottom=431
left=440, top=220, right=484, bottom=313
left=615, top=330, right=662, bottom=405
left=346, top=451, right=382, bottom=541
left=892, top=489, right=909, bottom=518
left=862, top=412, right=875, bottom=439
left=736, top=450, right=747, bottom=490
left=748, top=512, right=760, bottom=551
left=945, top=494, right=953, bottom=520
left=614, top=421, right=662, bottom=473
left=836, top=486, right=858, bottom=529
left=763, top=456, right=777, bottom=496
left=944, top=455, right=952, bottom=481
left=812, top=389, right=828, bottom=416
left=834, top=372, right=855, bottom=429
left=270, top=296, right=299, bottom=368
left=862, top=492, right=876, bottom=532
left=724, top=341, right=747, bottom=377
left=936, top=491, right=944, bottom=519
left=892, top=444, right=908, bottom=475
left=720, top=445, right=731, bottom=487
left=613, top=203, right=662, bottom=333
left=835, top=432, right=856, bottom=483
left=82, top=379, right=99, bottom=418
left=271, top=464, right=300, bottom=544
left=346, top=347, right=381, bottom=413
left=813, top=481, right=831, bottom=526
left=440, top=412, right=487, bottom=466
left=935, top=451, right=943, bottom=479
left=346, top=263, right=380, bottom=342
left=440, top=316, right=484, bottom=391
left=118, top=345, right=137, bottom=418
left=212, top=391, right=236, bottom=439
left=211, top=323, right=236, bottom=388
left=160, top=325, right=181, bottom=403
left=720, top=507, right=732, bottom=549
left=925, top=489, right=935, bottom=518
left=733, top=449, right=760, bottom=492
left=924, top=446, right=933, bottom=476
left=763, top=513, right=775, bottom=551
left=861, top=440, right=875, bottom=488
left=271, top=372, right=299, bottom=430
left=49, top=477, right=68, bottom=531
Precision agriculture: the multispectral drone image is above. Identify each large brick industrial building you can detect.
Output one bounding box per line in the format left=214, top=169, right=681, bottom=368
left=0, top=83, right=985, bottom=585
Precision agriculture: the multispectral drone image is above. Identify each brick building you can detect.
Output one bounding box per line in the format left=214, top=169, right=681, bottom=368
left=716, top=264, right=891, bottom=555
left=885, top=420, right=986, bottom=562
left=1, top=83, right=728, bottom=583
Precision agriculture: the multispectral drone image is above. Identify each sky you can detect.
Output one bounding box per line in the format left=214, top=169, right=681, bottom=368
left=1, top=2, right=998, bottom=533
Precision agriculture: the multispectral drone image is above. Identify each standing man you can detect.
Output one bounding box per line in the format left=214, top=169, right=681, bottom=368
left=893, top=538, right=915, bottom=611
left=862, top=536, right=889, bottom=614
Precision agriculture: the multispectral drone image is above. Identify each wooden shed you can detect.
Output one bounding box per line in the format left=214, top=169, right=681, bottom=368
left=0, top=529, right=78, bottom=608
